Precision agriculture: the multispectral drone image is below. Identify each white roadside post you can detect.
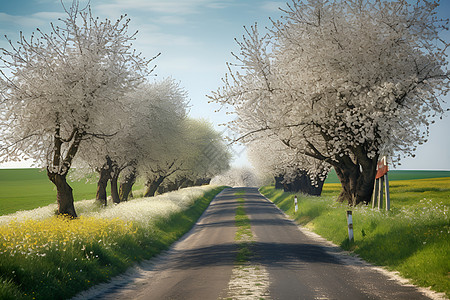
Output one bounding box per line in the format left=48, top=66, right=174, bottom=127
left=294, top=195, right=298, bottom=214
left=347, top=210, right=354, bottom=242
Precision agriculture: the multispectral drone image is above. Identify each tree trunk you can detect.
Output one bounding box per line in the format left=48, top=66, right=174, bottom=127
left=180, top=178, right=195, bottom=188
left=110, top=172, right=120, bottom=204
left=47, top=171, right=77, bottom=218
left=119, top=170, right=136, bottom=202
left=274, top=175, right=284, bottom=190
left=333, top=151, right=378, bottom=205
left=194, top=178, right=211, bottom=186
left=166, top=181, right=178, bottom=192
left=155, top=184, right=168, bottom=195
left=282, top=170, right=325, bottom=196
left=144, top=176, right=165, bottom=197
left=96, top=166, right=111, bottom=206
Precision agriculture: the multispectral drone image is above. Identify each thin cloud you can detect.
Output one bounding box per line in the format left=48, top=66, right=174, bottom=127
left=32, top=11, right=66, bottom=20
left=261, top=1, right=284, bottom=13
left=0, top=11, right=64, bottom=30
left=156, top=15, right=187, bottom=25
left=95, top=0, right=234, bottom=17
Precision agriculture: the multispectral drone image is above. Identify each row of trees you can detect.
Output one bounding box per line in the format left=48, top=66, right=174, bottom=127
left=210, top=0, right=449, bottom=205
left=247, top=135, right=329, bottom=195
left=0, top=2, right=230, bottom=217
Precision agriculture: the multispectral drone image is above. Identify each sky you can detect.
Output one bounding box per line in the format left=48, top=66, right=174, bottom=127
left=0, top=0, right=449, bottom=170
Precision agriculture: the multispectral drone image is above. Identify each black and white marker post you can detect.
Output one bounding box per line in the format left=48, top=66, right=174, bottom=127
left=346, top=210, right=354, bottom=242
left=294, top=195, right=298, bottom=214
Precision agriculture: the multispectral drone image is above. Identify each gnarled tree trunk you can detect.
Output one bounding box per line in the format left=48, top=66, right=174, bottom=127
left=194, top=178, right=211, bottom=186
left=110, top=171, right=120, bottom=204
left=144, top=176, right=165, bottom=197
left=47, top=171, right=77, bottom=218
left=274, top=175, right=284, bottom=190
left=333, top=150, right=378, bottom=205
left=96, top=164, right=111, bottom=206
left=46, top=125, right=83, bottom=218
left=179, top=178, right=195, bottom=189
left=119, top=170, right=137, bottom=202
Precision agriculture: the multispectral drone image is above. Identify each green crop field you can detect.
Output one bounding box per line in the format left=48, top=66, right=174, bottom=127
left=0, top=169, right=144, bottom=215
left=1, top=168, right=449, bottom=216
left=324, top=169, right=450, bottom=184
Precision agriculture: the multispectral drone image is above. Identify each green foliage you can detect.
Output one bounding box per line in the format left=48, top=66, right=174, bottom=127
left=260, top=178, right=450, bottom=297
left=0, top=277, right=23, bottom=300
left=0, top=186, right=225, bottom=300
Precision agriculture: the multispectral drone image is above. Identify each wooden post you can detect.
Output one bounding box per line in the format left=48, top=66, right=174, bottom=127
left=384, top=174, right=390, bottom=211
left=346, top=211, right=354, bottom=242
left=372, top=178, right=379, bottom=209
left=378, top=176, right=384, bottom=210
left=374, top=156, right=389, bottom=210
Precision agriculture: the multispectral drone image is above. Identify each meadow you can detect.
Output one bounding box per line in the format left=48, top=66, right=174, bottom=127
left=3, top=168, right=448, bottom=216
left=260, top=176, right=450, bottom=297
left=0, top=169, right=144, bottom=215
left=0, top=185, right=225, bottom=299
left=323, top=169, right=450, bottom=184
left=1, top=169, right=449, bottom=298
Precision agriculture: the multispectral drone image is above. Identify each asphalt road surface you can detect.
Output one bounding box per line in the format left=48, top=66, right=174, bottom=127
left=77, top=187, right=434, bottom=300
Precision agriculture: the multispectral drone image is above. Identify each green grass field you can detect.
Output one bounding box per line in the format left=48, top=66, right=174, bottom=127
left=0, top=169, right=144, bottom=215
left=1, top=169, right=449, bottom=297
left=324, top=169, right=450, bottom=183
left=0, top=186, right=225, bottom=299
left=2, top=168, right=449, bottom=216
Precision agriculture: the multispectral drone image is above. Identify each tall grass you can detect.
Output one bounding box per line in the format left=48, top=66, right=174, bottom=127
left=0, top=185, right=225, bottom=300
left=260, top=178, right=450, bottom=297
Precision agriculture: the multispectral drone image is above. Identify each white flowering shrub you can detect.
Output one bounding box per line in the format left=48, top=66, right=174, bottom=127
left=0, top=185, right=214, bottom=226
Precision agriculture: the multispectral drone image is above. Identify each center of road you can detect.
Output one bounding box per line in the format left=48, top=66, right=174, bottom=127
left=223, top=189, right=270, bottom=300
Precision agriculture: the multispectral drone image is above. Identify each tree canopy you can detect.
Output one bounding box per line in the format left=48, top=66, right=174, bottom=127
left=0, top=2, right=231, bottom=217
left=210, top=0, right=449, bottom=205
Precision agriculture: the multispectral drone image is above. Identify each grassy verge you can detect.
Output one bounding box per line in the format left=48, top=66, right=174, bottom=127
left=0, top=186, right=225, bottom=300
left=260, top=178, right=450, bottom=297
left=234, top=189, right=253, bottom=264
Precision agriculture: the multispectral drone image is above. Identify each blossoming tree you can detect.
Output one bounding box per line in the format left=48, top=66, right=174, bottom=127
left=210, top=0, right=449, bottom=205
left=247, top=133, right=330, bottom=195
left=73, top=78, right=189, bottom=205
left=158, top=118, right=231, bottom=192
left=0, top=3, right=155, bottom=217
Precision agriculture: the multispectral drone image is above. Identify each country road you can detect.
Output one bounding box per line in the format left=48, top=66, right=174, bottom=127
left=74, top=187, right=435, bottom=300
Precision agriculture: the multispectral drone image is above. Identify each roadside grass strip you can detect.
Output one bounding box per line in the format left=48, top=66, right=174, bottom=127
left=260, top=178, right=450, bottom=298
left=0, top=185, right=225, bottom=300
left=224, top=191, right=270, bottom=300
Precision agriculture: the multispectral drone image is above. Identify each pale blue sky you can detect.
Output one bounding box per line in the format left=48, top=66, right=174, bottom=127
left=0, top=0, right=449, bottom=170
